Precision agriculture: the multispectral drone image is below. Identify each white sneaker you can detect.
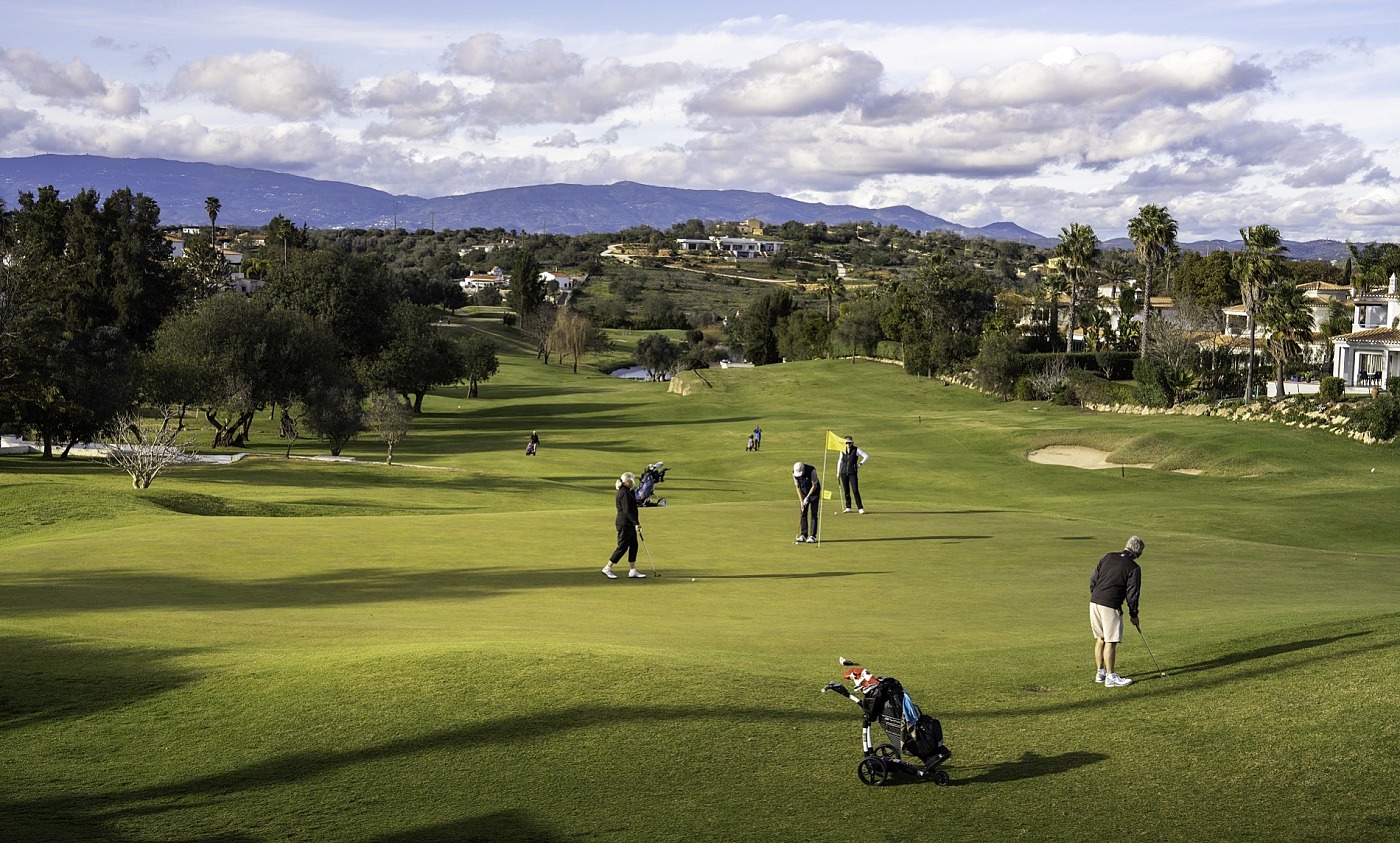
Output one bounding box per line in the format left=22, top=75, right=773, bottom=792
left=1095, top=669, right=1106, bottom=683
left=805, top=536, right=817, bottom=543
left=1105, top=673, right=1133, bottom=687
left=628, top=570, right=646, bottom=578
left=796, top=534, right=807, bottom=543
left=858, top=508, right=865, bottom=514
left=843, top=507, right=851, bottom=513
left=601, top=566, right=617, bottom=579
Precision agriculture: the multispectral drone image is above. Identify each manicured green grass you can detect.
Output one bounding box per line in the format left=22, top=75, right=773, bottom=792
left=3, top=345, right=1398, bottom=842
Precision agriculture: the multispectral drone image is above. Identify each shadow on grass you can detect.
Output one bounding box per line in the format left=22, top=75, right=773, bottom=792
left=0, top=636, right=203, bottom=731
left=694, top=571, right=890, bottom=580
left=1155, top=631, right=1374, bottom=677
left=818, top=535, right=993, bottom=544
left=951, top=750, right=1109, bottom=785
left=0, top=703, right=850, bottom=842
left=945, top=622, right=1398, bottom=719
left=368, top=811, right=570, bottom=842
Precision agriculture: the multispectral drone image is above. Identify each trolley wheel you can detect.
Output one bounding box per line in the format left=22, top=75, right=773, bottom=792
left=857, top=756, right=890, bottom=786
left=871, top=743, right=898, bottom=759
left=930, top=769, right=950, bottom=786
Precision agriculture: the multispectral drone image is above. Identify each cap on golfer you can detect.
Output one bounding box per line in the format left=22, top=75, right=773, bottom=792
left=1126, top=535, right=1145, bottom=556
left=793, top=461, right=804, bottom=477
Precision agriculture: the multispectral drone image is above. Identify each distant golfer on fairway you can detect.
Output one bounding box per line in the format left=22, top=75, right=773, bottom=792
left=1090, top=535, right=1144, bottom=687
left=603, top=472, right=646, bottom=579
left=793, top=461, right=821, bottom=543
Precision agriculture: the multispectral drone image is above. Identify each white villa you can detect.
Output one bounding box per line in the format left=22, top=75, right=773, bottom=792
left=1331, top=274, right=1400, bottom=388
left=458, top=267, right=508, bottom=294
left=675, top=236, right=783, bottom=259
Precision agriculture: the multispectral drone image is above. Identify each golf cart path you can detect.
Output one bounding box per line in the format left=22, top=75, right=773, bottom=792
left=1028, top=445, right=1202, bottom=475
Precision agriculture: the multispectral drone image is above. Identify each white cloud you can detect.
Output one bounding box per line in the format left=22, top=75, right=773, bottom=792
left=0, top=47, right=144, bottom=116
left=535, top=130, right=579, bottom=148
left=169, top=50, right=346, bottom=119
left=686, top=41, right=882, bottom=118
left=442, top=34, right=584, bottom=84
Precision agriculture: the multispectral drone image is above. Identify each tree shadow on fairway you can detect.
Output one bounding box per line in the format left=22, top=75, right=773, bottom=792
left=367, top=810, right=570, bottom=842
left=1159, top=631, right=1374, bottom=678
left=695, top=571, right=890, bottom=580
left=0, top=636, right=203, bottom=731
left=0, top=703, right=849, bottom=841
left=871, top=510, right=1014, bottom=516
left=818, top=535, right=992, bottom=544
left=950, top=750, right=1109, bottom=785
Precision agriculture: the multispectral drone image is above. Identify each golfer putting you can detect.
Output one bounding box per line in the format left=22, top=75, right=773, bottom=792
left=1090, top=535, right=1145, bottom=687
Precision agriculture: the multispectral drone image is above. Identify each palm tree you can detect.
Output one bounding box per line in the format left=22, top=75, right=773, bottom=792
left=816, top=269, right=845, bottom=321
left=1039, top=271, right=1068, bottom=348
left=205, top=196, right=221, bottom=244
left=1257, top=277, right=1313, bottom=399
left=1126, top=205, right=1178, bottom=356
left=1053, top=223, right=1100, bottom=353
left=1235, top=224, right=1288, bottom=401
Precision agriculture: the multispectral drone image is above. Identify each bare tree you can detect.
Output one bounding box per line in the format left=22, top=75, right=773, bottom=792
left=101, top=408, right=196, bottom=489
left=365, top=391, right=412, bottom=465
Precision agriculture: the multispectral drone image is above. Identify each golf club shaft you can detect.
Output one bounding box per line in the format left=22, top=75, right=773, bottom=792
left=1137, top=626, right=1164, bottom=672
left=639, top=531, right=658, bottom=576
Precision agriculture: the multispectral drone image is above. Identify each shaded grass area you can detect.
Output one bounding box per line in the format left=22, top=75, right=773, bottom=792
left=3, top=350, right=1400, bottom=841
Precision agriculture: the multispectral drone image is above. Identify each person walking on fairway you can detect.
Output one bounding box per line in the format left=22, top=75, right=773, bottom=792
left=526, top=430, right=539, bottom=456
left=753, top=426, right=763, bottom=450
left=1090, top=535, right=1144, bottom=687
left=793, top=461, right=821, bottom=543
left=603, top=472, right=646, bottom=579
left=837, top=435, right=869, bottom=513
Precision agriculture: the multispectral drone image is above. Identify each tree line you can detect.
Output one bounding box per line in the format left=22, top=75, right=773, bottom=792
left=0, top=187, right=498, bottom=461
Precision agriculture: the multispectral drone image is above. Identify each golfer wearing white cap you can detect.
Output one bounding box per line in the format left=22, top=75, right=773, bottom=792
left=793, top=461, right=821, bottom=543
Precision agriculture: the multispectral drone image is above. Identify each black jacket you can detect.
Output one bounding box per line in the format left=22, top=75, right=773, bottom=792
left=1090, top=551, right=1141, bottom=617
left=615, top=484, right=639, bottom=528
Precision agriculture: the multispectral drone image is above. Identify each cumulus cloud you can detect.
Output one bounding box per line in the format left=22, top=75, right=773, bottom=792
left=443, top=34, right=584, bottom=83
left=469, top=57, right=690, bottom=126
left=686, top=41, right=883, bottom=118
left=0, top=47, right=143, bottom=116
left=535, top=130, right=579, bottom=148
left=358, top=70, right=468, bottom=119
left=169, top=50, right=346, bottom=119
left=0, top=95, right=37, bottom=138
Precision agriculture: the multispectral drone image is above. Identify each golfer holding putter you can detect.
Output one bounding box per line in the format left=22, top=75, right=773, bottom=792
left=1090, top=535, right=1144, bottom=687
left=793, top=461, right=821, bottom=543
left=603, top=472, right=646, bottom=579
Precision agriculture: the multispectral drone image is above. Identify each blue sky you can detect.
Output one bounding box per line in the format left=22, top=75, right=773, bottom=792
left=3, top=1, right=1400, bottom=241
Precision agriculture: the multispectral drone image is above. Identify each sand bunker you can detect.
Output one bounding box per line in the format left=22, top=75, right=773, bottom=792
left=1027, top=445, right=1200, bottom=475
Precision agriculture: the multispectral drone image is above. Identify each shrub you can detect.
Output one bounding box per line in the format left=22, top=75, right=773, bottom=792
left=1012, top=376, right=1036, bottom=402
left=1319, top=376, right=1345, bottom=402
left=1065, top=369, right=1134, bottom=406
left=973, top=332, right=1024, bottom=398
left=1366, top=392, right=1400, bottom=440
left=1388, top=376, right=1400, bottom=395
left=501, top=312, right=517, bottom=328
left=1132, top=358, right=1171, bottom=408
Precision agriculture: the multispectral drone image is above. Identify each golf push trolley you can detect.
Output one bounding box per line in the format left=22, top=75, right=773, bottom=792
left=823, top=658, right=951, bottom=786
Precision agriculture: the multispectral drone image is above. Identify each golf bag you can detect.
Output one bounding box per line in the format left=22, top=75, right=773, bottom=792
left=634, top=461, right=668, bottom=507
left=822, top=660, right=951, bottom=786
left=525, top=440, right=537, bottom=456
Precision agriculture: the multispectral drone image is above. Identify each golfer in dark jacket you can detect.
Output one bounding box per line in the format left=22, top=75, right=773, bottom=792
left=1090, top=535, right=1144, bottom=687
left=837, top=436, right=869, bottom=513
left=603, top=472, right=645, bottom=579
left=793, top=461, right=820, bottom=543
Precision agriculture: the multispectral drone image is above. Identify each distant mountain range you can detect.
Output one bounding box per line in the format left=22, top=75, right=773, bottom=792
left=0, top=154, right=1352, bottom=261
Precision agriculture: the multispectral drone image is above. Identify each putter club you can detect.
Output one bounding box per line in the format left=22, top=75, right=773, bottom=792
left=1137, top=626, right=1168, bottom=677
left=638, top=530, right=659, bottom=577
